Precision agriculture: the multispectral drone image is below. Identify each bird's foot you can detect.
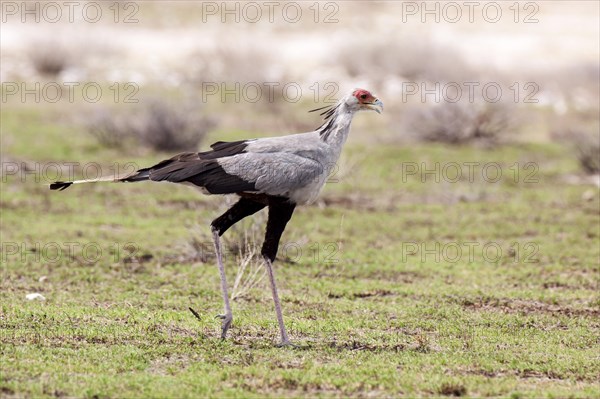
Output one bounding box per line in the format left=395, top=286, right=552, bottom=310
left=275, top=340, right=299, bottom=348
left=215, top=313, right=233, bottom=339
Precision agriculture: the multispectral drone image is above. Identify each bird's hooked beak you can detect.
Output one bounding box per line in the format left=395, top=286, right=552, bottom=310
left=364, top=98, right=384, bottom=114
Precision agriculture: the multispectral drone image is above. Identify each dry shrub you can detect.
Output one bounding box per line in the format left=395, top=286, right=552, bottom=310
left=87, top=108, right=131, bottom=148
left=229, top=234, right=266, bottom=302
left=87, top=97, right=216, bottom=152
left=134, top=99, right=214, bottom=152
left=26, top=34, right=122, bottom=81
left=403, top=100, right=517, bottom=146
left=28, top=40, right=71, bottom=77
left=225, top=210, right=268, bottom=301
left=573, top=134, right=600, bottom=174
left=559, top=131, right=600, bottom=174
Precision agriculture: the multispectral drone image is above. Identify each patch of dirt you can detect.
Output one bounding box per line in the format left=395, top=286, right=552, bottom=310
left=285, top=298, right=326, bottom=310
left=319, top=194, right=392, bottom=212
left=455, top=366, right=598, bottom=382
left=438, top=382, right=467, bottom=397
left=0, top=387, right=15, bottom=396
left=327, top=339, right=406, bottom=353
left=327, top=289, right=394, bottom=300
left=231, top=374, right=341, bottom=397
left=447, top=295, right=600, bottom=317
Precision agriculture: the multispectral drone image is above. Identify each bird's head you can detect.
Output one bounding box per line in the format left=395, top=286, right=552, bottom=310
left=347, top=89, right=383, bottom=114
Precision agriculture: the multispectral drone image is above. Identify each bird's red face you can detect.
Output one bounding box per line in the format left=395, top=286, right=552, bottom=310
left=352, top=89, right=383, bottom=114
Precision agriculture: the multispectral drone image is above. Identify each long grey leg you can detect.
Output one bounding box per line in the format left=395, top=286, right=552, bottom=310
left=209, top=198, right=266, bottom=339
left=262, top=198, right=296, bottom=346
left=263, top=256, right=290, bottom=345
left=212, top=227, right=232, bottom=339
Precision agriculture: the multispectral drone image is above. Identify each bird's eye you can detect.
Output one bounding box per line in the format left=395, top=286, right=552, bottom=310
left=360, top=94, right=368, bottom=100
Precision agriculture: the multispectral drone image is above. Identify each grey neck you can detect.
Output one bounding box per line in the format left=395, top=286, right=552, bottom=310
left=319, top=102, right=355, bottom=152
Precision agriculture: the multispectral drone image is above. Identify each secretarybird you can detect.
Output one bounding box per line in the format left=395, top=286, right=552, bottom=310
left=50, top=88, right=383, bottom=346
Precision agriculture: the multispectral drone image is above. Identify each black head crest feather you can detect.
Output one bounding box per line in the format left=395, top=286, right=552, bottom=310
left=310, top=103, right=341, bottom=139
left=309, top=103, right=340, bottom=120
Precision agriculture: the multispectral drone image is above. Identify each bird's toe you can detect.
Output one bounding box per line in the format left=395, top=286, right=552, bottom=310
left=218, top=313, right=233, bottom=339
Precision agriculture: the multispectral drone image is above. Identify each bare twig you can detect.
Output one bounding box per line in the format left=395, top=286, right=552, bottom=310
left=188, top=307, right=202, bottom=322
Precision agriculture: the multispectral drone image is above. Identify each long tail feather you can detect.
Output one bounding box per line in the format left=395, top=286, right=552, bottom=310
left=120, top=169, right=151, bottom=183
left=49, top=182, right=73, bottom=191
left=49, top=170, right=150, bottom=191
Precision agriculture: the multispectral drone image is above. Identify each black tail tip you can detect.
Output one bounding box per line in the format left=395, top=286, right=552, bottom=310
left=50, top=182, right=73, bottom=191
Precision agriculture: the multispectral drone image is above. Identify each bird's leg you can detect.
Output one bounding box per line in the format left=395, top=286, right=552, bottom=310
left=262, top=198, right=296, bottom=346
left=263, top=255, right=291, bottom=346
left=210, top=198, right=266, bottom=339
left=211, top=227, right=233, bottom=338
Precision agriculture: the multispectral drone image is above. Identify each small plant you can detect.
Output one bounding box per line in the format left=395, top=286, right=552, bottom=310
left=225, top=207, right=268, bottom=301
left=413, top=332, right=431, bottom=353
left=29, top=41, right=71, bottom=77
left=87, top=109, right=132, bottom=149
left=571, top=131, right=600, bottom=174
left=135, top=98, right=214, bottom=152
left=404, top=100, right=516, bottom=146
left=87, top=97, right=216, bottom=152
left=231, top=242, right=266, bottom=302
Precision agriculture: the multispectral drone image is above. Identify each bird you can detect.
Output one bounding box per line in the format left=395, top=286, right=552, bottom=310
left=50, top=88, right=383, bottom=346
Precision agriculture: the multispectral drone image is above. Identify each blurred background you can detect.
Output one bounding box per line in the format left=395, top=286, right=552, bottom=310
left=1, top=1, right=598, bottom=162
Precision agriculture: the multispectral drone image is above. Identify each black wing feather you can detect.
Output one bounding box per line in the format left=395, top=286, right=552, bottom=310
left=124, top=142, right=256, bottom=194
left=197, top=139, right=251, bottom=159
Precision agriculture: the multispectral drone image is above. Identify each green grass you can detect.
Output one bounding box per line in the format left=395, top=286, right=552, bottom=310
left=1, top=106, right=599, bottom=398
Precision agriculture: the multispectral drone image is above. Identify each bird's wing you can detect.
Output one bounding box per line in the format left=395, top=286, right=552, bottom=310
left=218, top=152, right=326, bottom=197
left=137, top=133, right=327, bottom=196
left=196, top=139, right=256, bottom=160
left=145, top=151, right=256, bottom=194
